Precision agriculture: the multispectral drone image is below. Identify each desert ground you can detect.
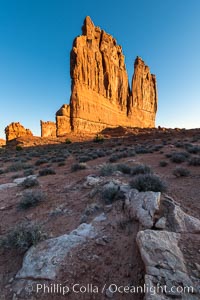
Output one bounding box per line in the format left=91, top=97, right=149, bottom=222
left=0, top=127, right=200, bottom=300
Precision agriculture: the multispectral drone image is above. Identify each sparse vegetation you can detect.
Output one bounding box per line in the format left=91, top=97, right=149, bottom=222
left=93, top=134, right=104, bottom=143
left=131, top=164, right=152, bottom=176
left=18, top=190, right=45, bottom=209
left=159, top=160, right=168, bottom=167
left=173, top=167, right=190, bottom=177
left=102, top=186, right=119, bottom=204
left=20, top=177, right=39, bottom=188
left=170, top=152, right=189, bottom=163
left=6, top=162, right=32, bottom=172
left=16, top=145, right=23, bottom=151
left=100, top=163, right=116, bottom=176
left=71, top=163, right=87, bottom=172
left=130, top=174, right=166, bottom=192
left=189, top=157, right=200, bottom=166
left=65, top=138, right=72, bottom=144
left=35, top=158, right=48, bottom=166
left=39, top=168, right=56, bottom=176
left=116, top=163, right=131, bottom=174
left=0, top=223, right=47, bottom=252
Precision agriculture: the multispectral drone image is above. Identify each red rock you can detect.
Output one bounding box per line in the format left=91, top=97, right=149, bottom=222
left=40, top=121, right=56, bottom=138
left=56, top=16, right=158, bottom=135
left=5, top=122, right=33, bottom=142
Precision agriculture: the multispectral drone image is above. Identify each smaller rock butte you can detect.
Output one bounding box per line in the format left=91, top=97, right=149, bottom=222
left=56, top=16, right=158, bottom=136
left=40, top=121, right=56, bottom=138
left=5, top=122, right=33, bottom=142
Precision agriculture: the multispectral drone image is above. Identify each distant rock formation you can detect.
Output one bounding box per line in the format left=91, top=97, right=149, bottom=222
left=56, top=16, right=158, bottom=136
left=40, top=121, right=56, bottom=138
left=0, top=139, right=6, bottom=146
left=5, top=122, right=33, bottom=142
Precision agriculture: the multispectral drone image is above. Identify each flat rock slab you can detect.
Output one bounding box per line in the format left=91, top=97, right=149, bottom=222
left=16, top=223, right=97, bottom=280
left=137, top=230, right=200, bottom=299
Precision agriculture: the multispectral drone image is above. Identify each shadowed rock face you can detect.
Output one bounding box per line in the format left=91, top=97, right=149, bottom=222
left=56, top=16, right=158, bottom=135
left=5, top=122, right=33, bottom=142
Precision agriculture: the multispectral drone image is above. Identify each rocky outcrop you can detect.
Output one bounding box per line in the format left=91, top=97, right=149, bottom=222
left=5, top=122, right=33, bottom=142
left=56, top=104, right=71, bottom=136
left=56, top=16, right=158, bottom=136
left=40, top=121, right=56, bottom=138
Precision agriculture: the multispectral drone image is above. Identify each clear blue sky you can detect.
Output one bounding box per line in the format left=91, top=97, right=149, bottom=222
left=0, top=0, right=200, bottom=139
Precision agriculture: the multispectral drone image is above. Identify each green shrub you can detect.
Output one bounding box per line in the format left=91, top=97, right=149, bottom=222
left=65, top=138, right=72, bottom=144
left=131, top=164, right=152, bottom=176
left=16, top=145, right=23, bottom=151
left=18, top=190, right=45, bottom=209
left=130, top=174, right=166, bottom=192
left=173, top=167, right=190, bottom=177
left=0, top=223, right=47, bottom=252
left=93, top=134, right=104, bottom=143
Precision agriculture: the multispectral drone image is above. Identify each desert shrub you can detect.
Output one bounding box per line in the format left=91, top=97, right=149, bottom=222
left=51, top=157, right=65, bottom=163
left=16, top=145, right=23, bottom=151
left=71, top=163, right=87, bottom=172
left=78, top=155, right=91, bottom=163
left=130, top=174, right=166, bottom=192
left=23, top=168, right=34, bottom=176
left=0, top=169, right=4, bottom=174
left=170, top=152, right=189, bottom=163
left=93, top=134, right=104, bottom=143
left=39, top=168, right=56, bottom=176
left=175, top=142, right=184, bottom=148
left=127, top=149, right=136, bottom=157
left=65, top=138, right=72, bottom=144
left=131, top=164, right=152, bottom=176
left=159, top=161, right=168, bottom=167
left=6, top=162, right=32, bottom=172
left=101, top=186, right=121, bottom=204
left=35, top=158, right=48, bottom=166
left=116, top=164, right=131, bottom=174
left=21, top=177, right=39, bottom=188
left=135, top=146, right=149, bottom=154
left=0, top=223, right=47, bottom=252
left=18, top=190, right=45, bottom=209
left=173, top=167, right=190, bottom=177
left=58, top=162, right=65, bottom=167
left=186, top=145, right=200, bottom=154
left=96, top=150, right=106, bottom=157
left=189, top=157, right=200, bottom=166
left=100, top=164, right=116, bottom=176
left=109, top=154, right=121, bottom=163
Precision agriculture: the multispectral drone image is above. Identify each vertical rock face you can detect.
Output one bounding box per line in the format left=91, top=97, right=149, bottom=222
left=56, top=104, right=71, bottom=136
left=40, top=121, right=56, bottom=138
left=56, top=16, right=158, bottom=136
left=5, top=122, right=33, bottom=142
left=128, top=57, right=158, bottom=127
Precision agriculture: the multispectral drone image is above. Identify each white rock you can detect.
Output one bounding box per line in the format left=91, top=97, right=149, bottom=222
left=125, top=189, right=161, bottom=228
left=16, top=223, right=97, bottom=280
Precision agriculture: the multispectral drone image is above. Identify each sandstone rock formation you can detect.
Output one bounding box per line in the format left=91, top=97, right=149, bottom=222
left=40, top=121, right=56, bottom=138
left=56, top=16, right=158, bottom=136
left=5, top=122, right=33, bottom=142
